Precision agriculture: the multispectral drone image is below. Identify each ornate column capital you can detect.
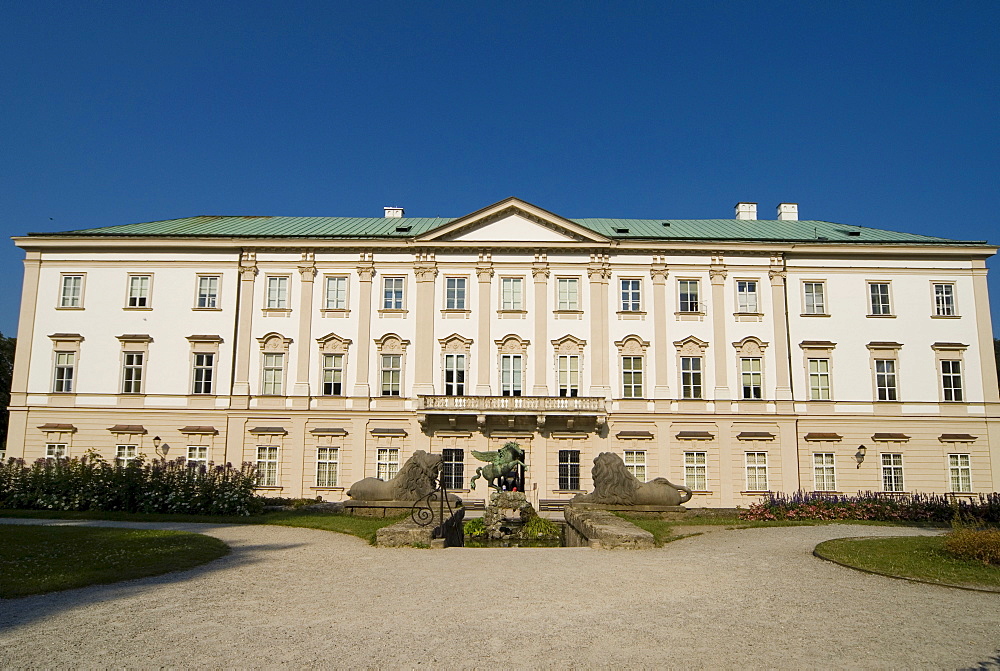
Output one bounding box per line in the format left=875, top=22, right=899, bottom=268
left=650, top=266, right=669, bottom=283
left=768, top=268, right=787, bottom=282
left=476, top=264, right=494, bottom=281
left=531, top=264, right=550, bottom=280
left=356, top=264, right=376, bottom=282
left=238, top=264, right=258, bottom=280
left=709, top=267, right=728, bottom=283
left=414, top=263, right=438, bottom=283
left=297, top=264, right=317, bottom=281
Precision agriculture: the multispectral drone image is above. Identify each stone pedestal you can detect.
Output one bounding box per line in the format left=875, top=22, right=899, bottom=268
left=483, top=491, right=535, bottom=540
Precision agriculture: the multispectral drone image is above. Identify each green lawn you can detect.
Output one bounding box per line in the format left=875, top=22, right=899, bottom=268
left=0, top=525, right=229, bottom=598
left=0, top=508, right=406, bottom=542
left=815, top=535, right=1000, bottom=590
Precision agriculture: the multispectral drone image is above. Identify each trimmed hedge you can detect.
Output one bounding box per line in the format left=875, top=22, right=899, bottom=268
left=0, top=453, right=262, bottom=516
left=739, top=491, right=1000, bottom=526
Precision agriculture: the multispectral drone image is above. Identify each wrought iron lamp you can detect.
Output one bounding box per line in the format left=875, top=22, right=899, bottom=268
left=152, top=436, right=168, bottom=459
left=854, top=445, right=867, bottom=468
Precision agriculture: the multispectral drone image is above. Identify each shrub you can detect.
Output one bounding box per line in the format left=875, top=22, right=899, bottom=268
left=521, top=514, right=561, bottom=539
left=0, top=453, right=262, bottom=516
left=944, top=528, right=1000, bottom=565
left=739, top=491, right=1000, bottom=526
left=464, top=517, right=486, bottom=538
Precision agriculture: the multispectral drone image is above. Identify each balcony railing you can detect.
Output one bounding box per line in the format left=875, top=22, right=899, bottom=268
left=418, top=395, right=607, bottom=414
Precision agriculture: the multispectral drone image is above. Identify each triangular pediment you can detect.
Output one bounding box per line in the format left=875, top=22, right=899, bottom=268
left=416, top=198, right=608, bottom=243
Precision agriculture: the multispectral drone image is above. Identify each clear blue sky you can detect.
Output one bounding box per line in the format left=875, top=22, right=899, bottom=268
left=2, top=1, right=997, bottom=337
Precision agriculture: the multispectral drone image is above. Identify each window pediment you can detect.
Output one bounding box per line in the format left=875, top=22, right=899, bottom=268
left=317, top=332, right=352, bottom=353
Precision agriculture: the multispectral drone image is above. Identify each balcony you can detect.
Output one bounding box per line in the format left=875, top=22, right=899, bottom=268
left=417, top=395, right=607, bottom=429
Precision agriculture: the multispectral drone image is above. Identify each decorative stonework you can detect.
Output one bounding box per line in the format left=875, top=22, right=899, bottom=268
left=258, top=332, right=292, bottom=352
left=733, top=336, right=768, bottom=357
left=375, top=333, right=409, bottom=354
left=649, top=266, right=669, bottom=282
left=356, top=264, right=375, bottom=282
left=496, top=334, right=529, bottom=354
left=674, top=335, right=709, bottom=356
left=413, top=263, right=438, bottom=282
left=439, top=333, right=473, bottom=354
left=532, top=264, right=550, bottom=279
left=552, top=334, right=586, bottom=354
left=476, top=265, right=494, bottom=280
left=317, top=332, right=352, bottom=353
left=615, top=335, right=649, bottom=355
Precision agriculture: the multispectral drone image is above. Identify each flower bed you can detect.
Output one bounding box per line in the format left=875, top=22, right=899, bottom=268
left=740, top=491, right=1000, bottom=526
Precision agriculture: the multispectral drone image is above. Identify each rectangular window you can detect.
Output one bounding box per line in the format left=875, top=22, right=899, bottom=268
left=745, top=452, right=768, bottom=491
left=933, top=283, right=956, bottom=316
left=266, top=276, right=288, bottom=309
left=501, top=354, right=522, bottom=397
left=681, top=356, right=702, bottom=399
left=736, top=280, right=759, bottom=313
left=442, top=448, right=464, bottom=490
left=620, top=279, right=641, bottom=312
left=557, top=355, right=580, bottom=398
left=116, top=444, right=137, bottom=466
left=808, top=358, right=830, bottom=400
left=624, top=450, right=646, bottom=481
left=881, top=453, right=904, bottom=492
left=192, top=353, right=214, bottom=394
left=557, top=278, right=579, bottom=310
left=803, top=282, right=826, bottom=314
left=684, top=452, right=707, bottom=491
left=558, top=450, right=580, bottom=490
left=443, top=354, right=466, bottom=396
left=380, top=354, right=401, bottom=396
left=316, top=447, right=339, bottom=487
left=445, top=277, right=466, bottom=310
left=121, top=352, right=144, bottom=394
left=325, top=276, right=348, bottom=310
left=196, top=276, right=219, bottom=309
left=377, top=448, right=399, bottom=480
left=942, top=360, right=963, bottom=401
left=383, top=277, right=404, bottom=310
left=948, top=454, right=972, bottom=493
left=53, top=352, right=75, bottom=393
left=127, top=275, right=151, bottom=308
left=60, top=275, right=83, bottom=308
left=262, top=353, right=284, bottom=395
left=322, top=353, right=344, bottom=396
left=813, top=453, right=836, bottom=491
left=187, top=446, right=208, bottom=467
left=874, top=359, right=897, bottom=401
left=740, top=357, right=762, bottom=400
left=621, top=356, right=643, bottom=398
left=868, top=282, right=892, bottom=315
left=45, top=443, right=67, bottom=459
left=257, top=446, right=278, bottom=486
left=678, top=280, right=700, bottom=313
left=501, top=277, right=523, bottom=310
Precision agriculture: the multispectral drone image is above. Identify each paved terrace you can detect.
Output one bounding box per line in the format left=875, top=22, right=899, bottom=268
left=1, top=519, right=998, bottom=668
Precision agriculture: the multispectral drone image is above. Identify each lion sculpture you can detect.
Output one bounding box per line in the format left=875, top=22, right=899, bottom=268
left=571, top=452, right=693, bottom=506
left=347, top=450, right=442, bottom=501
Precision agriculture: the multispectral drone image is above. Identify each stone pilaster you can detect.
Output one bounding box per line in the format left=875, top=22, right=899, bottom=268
left=532, top=263, right=550, bottom=395
left=650, top=264, right=670, bottom=398
left=769, top=258, right=793, bottom=403
left=231, top=251, right=258, bottom=406
left=587, top=260, right=611, bottom=398
left=476, top=263, right=493, bottom=394
left=292, top=254, right=316, bottom=403
left=710, top=263, right=729, bottom=400
left=352, top=263, right=375, bottom=397
left=412, top=262, right=438, bottom=395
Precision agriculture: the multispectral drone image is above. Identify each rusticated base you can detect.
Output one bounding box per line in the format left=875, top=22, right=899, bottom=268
left=569, top=502, right=689, bottom=520
left=344, top=497, right=462, bottom=518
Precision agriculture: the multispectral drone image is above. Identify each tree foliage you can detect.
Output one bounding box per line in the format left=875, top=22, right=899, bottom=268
left=0, top=332, right=14, bottom=450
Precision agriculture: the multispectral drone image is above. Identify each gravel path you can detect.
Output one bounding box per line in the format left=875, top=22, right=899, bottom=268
left=2, top=520, right=998, bottom=668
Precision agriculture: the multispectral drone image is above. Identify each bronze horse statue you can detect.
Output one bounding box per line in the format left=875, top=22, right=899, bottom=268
left=469, top=441, right=526, bottom=491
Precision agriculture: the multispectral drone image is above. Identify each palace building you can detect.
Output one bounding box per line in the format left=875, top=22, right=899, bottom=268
left=6, top=197, right=999, bottom=507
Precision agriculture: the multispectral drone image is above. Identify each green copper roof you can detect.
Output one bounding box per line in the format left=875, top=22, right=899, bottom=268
left=36, top=215, right=980, bottom=244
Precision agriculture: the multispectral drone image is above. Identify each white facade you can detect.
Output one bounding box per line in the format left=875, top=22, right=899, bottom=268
left=7, top=198, right=1000, bottom=506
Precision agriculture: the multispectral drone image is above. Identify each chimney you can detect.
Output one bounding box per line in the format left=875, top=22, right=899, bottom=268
left=776, top=203, right=799, bottom=221
left=384, top=206, right=404, bottom=218
left=735, top=202, right=757, bottom=220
